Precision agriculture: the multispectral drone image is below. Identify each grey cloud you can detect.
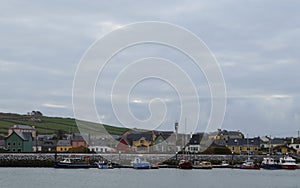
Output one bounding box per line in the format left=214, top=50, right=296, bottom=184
left=0, top=0, right=299, bottom=136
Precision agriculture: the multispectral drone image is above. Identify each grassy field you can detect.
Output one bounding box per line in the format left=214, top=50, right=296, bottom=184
left=0, top=112, right=128, bottom=136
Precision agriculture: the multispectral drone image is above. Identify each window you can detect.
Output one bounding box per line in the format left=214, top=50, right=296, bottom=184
left=296, top=145, right=299, bottom=149
left=7, top=142, right=10, bottom=146
left=12, top=149, right=15, bottom=152
left=232, top=147, right=234, bottom=151
left=254, top=147, right=258, bottom=151
left=60, top=148, right=63, bottom=151
left=13, top=142, right=16, bottom=146
left=239, top=147, right=242, bottom=151
left=18, top=142, right=21, bottom=146
left=18, top=149, right=21, bottom=152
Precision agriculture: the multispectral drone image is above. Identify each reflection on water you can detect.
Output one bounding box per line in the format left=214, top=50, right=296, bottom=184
left=0, top=168, right=298, bottom=188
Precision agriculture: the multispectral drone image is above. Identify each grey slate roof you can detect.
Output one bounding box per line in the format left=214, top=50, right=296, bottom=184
left=270, top=138, right=286, bottom=145
left=72, top=133, right=85, bottom=142
left=227, top=137, right=262, bottom=146
left=14, top=132, right=32, bottom=141
left=42, top=140, right=57, bottom=147
left=56, top=140, right=71, bottom=146
left=188, top=133, right=204, bottom=145
left=226, top=131, right=242, bottom=136
left=214, top=139, right=227, bottom=146
left=125, top=133, right=153, bottom=145
left=37, top=134, right=57, bottom=140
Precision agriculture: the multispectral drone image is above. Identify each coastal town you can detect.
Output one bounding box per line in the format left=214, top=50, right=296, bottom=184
left=1, top=123, right=300, bottom=155
left=0, top=113, right=300, bottom=170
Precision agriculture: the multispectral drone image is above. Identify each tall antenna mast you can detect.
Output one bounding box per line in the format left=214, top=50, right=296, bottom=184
left=185, top=118, right=187, bottom=155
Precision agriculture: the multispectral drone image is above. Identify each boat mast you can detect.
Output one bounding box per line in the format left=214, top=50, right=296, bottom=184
left=185, top=118, right=187, bottom=158
left=269, top=135, right=271, bottom=155
left=247, top=134, right=249, bottom=161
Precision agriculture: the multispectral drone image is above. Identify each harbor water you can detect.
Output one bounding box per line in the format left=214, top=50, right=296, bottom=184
left=0, top=168, right=298, bottom=188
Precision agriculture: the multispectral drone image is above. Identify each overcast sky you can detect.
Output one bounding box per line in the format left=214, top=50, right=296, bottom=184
left=0, top=0, right=299, bottom=137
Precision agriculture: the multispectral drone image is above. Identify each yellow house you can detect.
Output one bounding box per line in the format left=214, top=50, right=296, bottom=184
left=128, top=134, right=154, bottom=153
left=273, top=145, right=296, bottom=154
left=56, top=140, right=72, bottom=152
left=227, top=138, right=261, bottom=154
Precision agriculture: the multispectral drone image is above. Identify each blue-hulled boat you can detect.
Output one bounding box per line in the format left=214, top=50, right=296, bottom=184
left=261, top=157, right=281, bottom=170
left=55, top=158, right=90, bottom=168
left=132, top=157, right=151, bottom=169
left=97, top=160, right=113, bottom=169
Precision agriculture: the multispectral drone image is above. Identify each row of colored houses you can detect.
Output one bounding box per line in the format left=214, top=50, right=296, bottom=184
left=115, top=130, right=181, bottom=153
left=1, top=125, right=88, bottom=153
left=1, top=124, right=300, bottom=155
left=187, top=130, right=300, bottom=155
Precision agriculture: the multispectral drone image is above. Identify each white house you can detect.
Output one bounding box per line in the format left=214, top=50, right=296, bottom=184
left=288, top=138, right=300, bottom=154
left=89, top=145, right=115, bottom=153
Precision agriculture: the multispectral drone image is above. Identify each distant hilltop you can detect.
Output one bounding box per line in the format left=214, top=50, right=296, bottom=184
left=0, top=112, right=128, bottom=137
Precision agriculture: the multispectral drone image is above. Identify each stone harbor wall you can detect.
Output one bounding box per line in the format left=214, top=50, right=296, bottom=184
left=0, top=153, right=296, bottom=167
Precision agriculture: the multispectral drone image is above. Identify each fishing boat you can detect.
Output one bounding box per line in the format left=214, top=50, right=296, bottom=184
left=132, top=156, right=151, bottom=169
left=212, top=161, right=230, bottom=168
left=220, top=161, right=230, bottom=167
left=150, top=164, right=159, bottom=169
left=261, top=157, right=281, bottom=170
left=193, top=161, right=212, bottom=169
left=240, top=135, right=260, bottom=170
left=240, top=160, right=260, bottom=170
left=177, top=159, right=193, bottom=169
left=97, top=160, right=113, bottom=169
left=55, top=157, right=90, bottom=168
left=177, top=119, right=193, bottom=170
left=279, top=156, right=297, bottom=170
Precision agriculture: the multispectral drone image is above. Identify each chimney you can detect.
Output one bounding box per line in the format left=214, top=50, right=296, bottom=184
left=291, top=138, right=294, bottom=144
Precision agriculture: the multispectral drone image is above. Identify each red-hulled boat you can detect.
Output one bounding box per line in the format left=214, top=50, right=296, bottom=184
left=177, top=159, right=193, bottom=169
left=240, top=160, right=260, bottom=170
left=279, top=156, right=297, bottom=170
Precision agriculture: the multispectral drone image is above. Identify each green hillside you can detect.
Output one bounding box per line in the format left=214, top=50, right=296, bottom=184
left=0, top=112, right=128, bottom=136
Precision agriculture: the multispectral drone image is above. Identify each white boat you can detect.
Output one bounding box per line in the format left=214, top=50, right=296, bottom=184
left=220, top=161, right=229, bottom=167
left=279, top=156, right=297, bottom=170
left=193, top=161, right=212, bottom=169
